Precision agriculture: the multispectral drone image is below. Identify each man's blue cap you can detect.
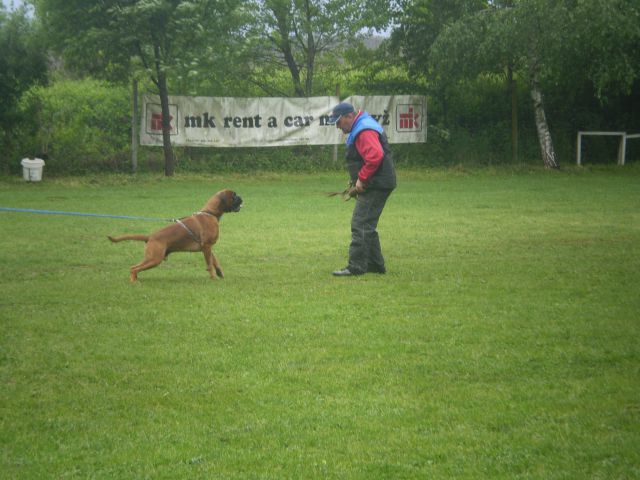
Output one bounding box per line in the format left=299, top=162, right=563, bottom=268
left=327, top=102, right=355, bottom=124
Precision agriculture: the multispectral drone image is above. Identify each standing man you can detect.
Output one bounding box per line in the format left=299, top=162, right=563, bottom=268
left=328, top=102, right=397, bottom=277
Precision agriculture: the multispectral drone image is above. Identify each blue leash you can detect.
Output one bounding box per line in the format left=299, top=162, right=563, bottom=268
left=0, top=206, right=170, bottom=222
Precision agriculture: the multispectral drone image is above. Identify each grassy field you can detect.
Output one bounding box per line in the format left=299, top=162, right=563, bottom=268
left=1, top=166, right=639, bottom=479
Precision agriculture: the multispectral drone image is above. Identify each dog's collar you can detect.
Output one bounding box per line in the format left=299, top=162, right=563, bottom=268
left=196, top=210, right=218, bottom=218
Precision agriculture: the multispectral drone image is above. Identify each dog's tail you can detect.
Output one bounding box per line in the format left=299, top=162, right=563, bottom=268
left=108, top=234, right=149, bottom=243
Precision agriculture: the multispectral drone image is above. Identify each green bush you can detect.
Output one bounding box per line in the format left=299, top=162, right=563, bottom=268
left=17, top=78, right=131, bottom=174
left=10, top=74, right=579, bottom=176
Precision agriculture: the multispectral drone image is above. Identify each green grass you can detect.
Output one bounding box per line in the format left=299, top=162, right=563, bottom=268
left=1, top=166, right=639, bottom=479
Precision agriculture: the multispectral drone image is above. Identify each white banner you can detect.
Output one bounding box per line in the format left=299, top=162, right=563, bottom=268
left=140, top=95, right=426, bottom=147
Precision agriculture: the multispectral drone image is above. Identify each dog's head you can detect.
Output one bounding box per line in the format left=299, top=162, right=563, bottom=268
left=218, top=189, right=243, bottom=213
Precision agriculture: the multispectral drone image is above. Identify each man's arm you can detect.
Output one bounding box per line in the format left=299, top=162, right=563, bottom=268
left=354, top=130, right=384, bottom=192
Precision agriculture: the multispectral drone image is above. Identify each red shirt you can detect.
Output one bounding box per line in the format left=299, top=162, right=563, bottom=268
left=353, top=119, right=385, bottom=183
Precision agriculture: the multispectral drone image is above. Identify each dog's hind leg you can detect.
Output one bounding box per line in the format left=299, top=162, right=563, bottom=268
left=129, top=242, right=165, bottom=282
left=130, top=259, right=163, bottom=282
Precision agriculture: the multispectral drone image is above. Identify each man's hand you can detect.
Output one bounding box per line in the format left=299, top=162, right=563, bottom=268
left=355, top=179, right=366, bottom=193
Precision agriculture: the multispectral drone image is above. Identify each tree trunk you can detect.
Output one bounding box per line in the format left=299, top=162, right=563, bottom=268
left=154, top=43, right=174, bottom=176
left=270, top=4, right=305, bottom=97
left=157, top=71, right=174, bottom=176
left=1, top=133, right=11, bottom=175
left=281, top=40, right=305, bottom=96
left=131, top=78, right=138, bottom=174
left=303, top=0, right=314, bottom=96
left=530, top=67, right=559, bottom=169
left=508, top=66, right=518, bottom=163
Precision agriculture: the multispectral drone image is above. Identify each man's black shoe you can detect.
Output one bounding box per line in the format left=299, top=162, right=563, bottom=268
left=332, top=268, right=361, bottom=277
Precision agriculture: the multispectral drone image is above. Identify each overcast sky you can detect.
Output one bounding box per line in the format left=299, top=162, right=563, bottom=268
left=2, top=0, right=25, bottom=11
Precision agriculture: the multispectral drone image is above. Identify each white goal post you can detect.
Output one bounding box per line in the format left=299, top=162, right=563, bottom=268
left=576, top=131, right=640, bottom=166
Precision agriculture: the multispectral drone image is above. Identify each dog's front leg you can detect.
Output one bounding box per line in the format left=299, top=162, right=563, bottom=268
left=203, top=246, right=222, bottom=279
left=211, top=251, right=224, bottom=278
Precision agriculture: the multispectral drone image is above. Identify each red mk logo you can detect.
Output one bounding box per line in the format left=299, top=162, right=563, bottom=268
left=398, top=105, right=421, bottom=130
left=150, top=113, right=173, bottom=132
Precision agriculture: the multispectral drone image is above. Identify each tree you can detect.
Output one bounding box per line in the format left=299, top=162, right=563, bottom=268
left=244, top=0, right=393, bottom=97
left=390, top=0, right=486, bottom=77
left=400, top=0, right=640, bottom=168
left=33, top=0, right=248, bottom=176
left=0, top=4, right=48, bottom=173
left=390, top=0, right=487, bottom=114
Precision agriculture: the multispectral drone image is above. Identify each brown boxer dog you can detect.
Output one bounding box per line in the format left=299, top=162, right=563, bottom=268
left=108, top=189, right=242, bottom=282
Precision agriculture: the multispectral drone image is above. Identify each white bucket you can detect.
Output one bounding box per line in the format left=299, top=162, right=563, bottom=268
left=21, top=158, right=45, bottom=182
